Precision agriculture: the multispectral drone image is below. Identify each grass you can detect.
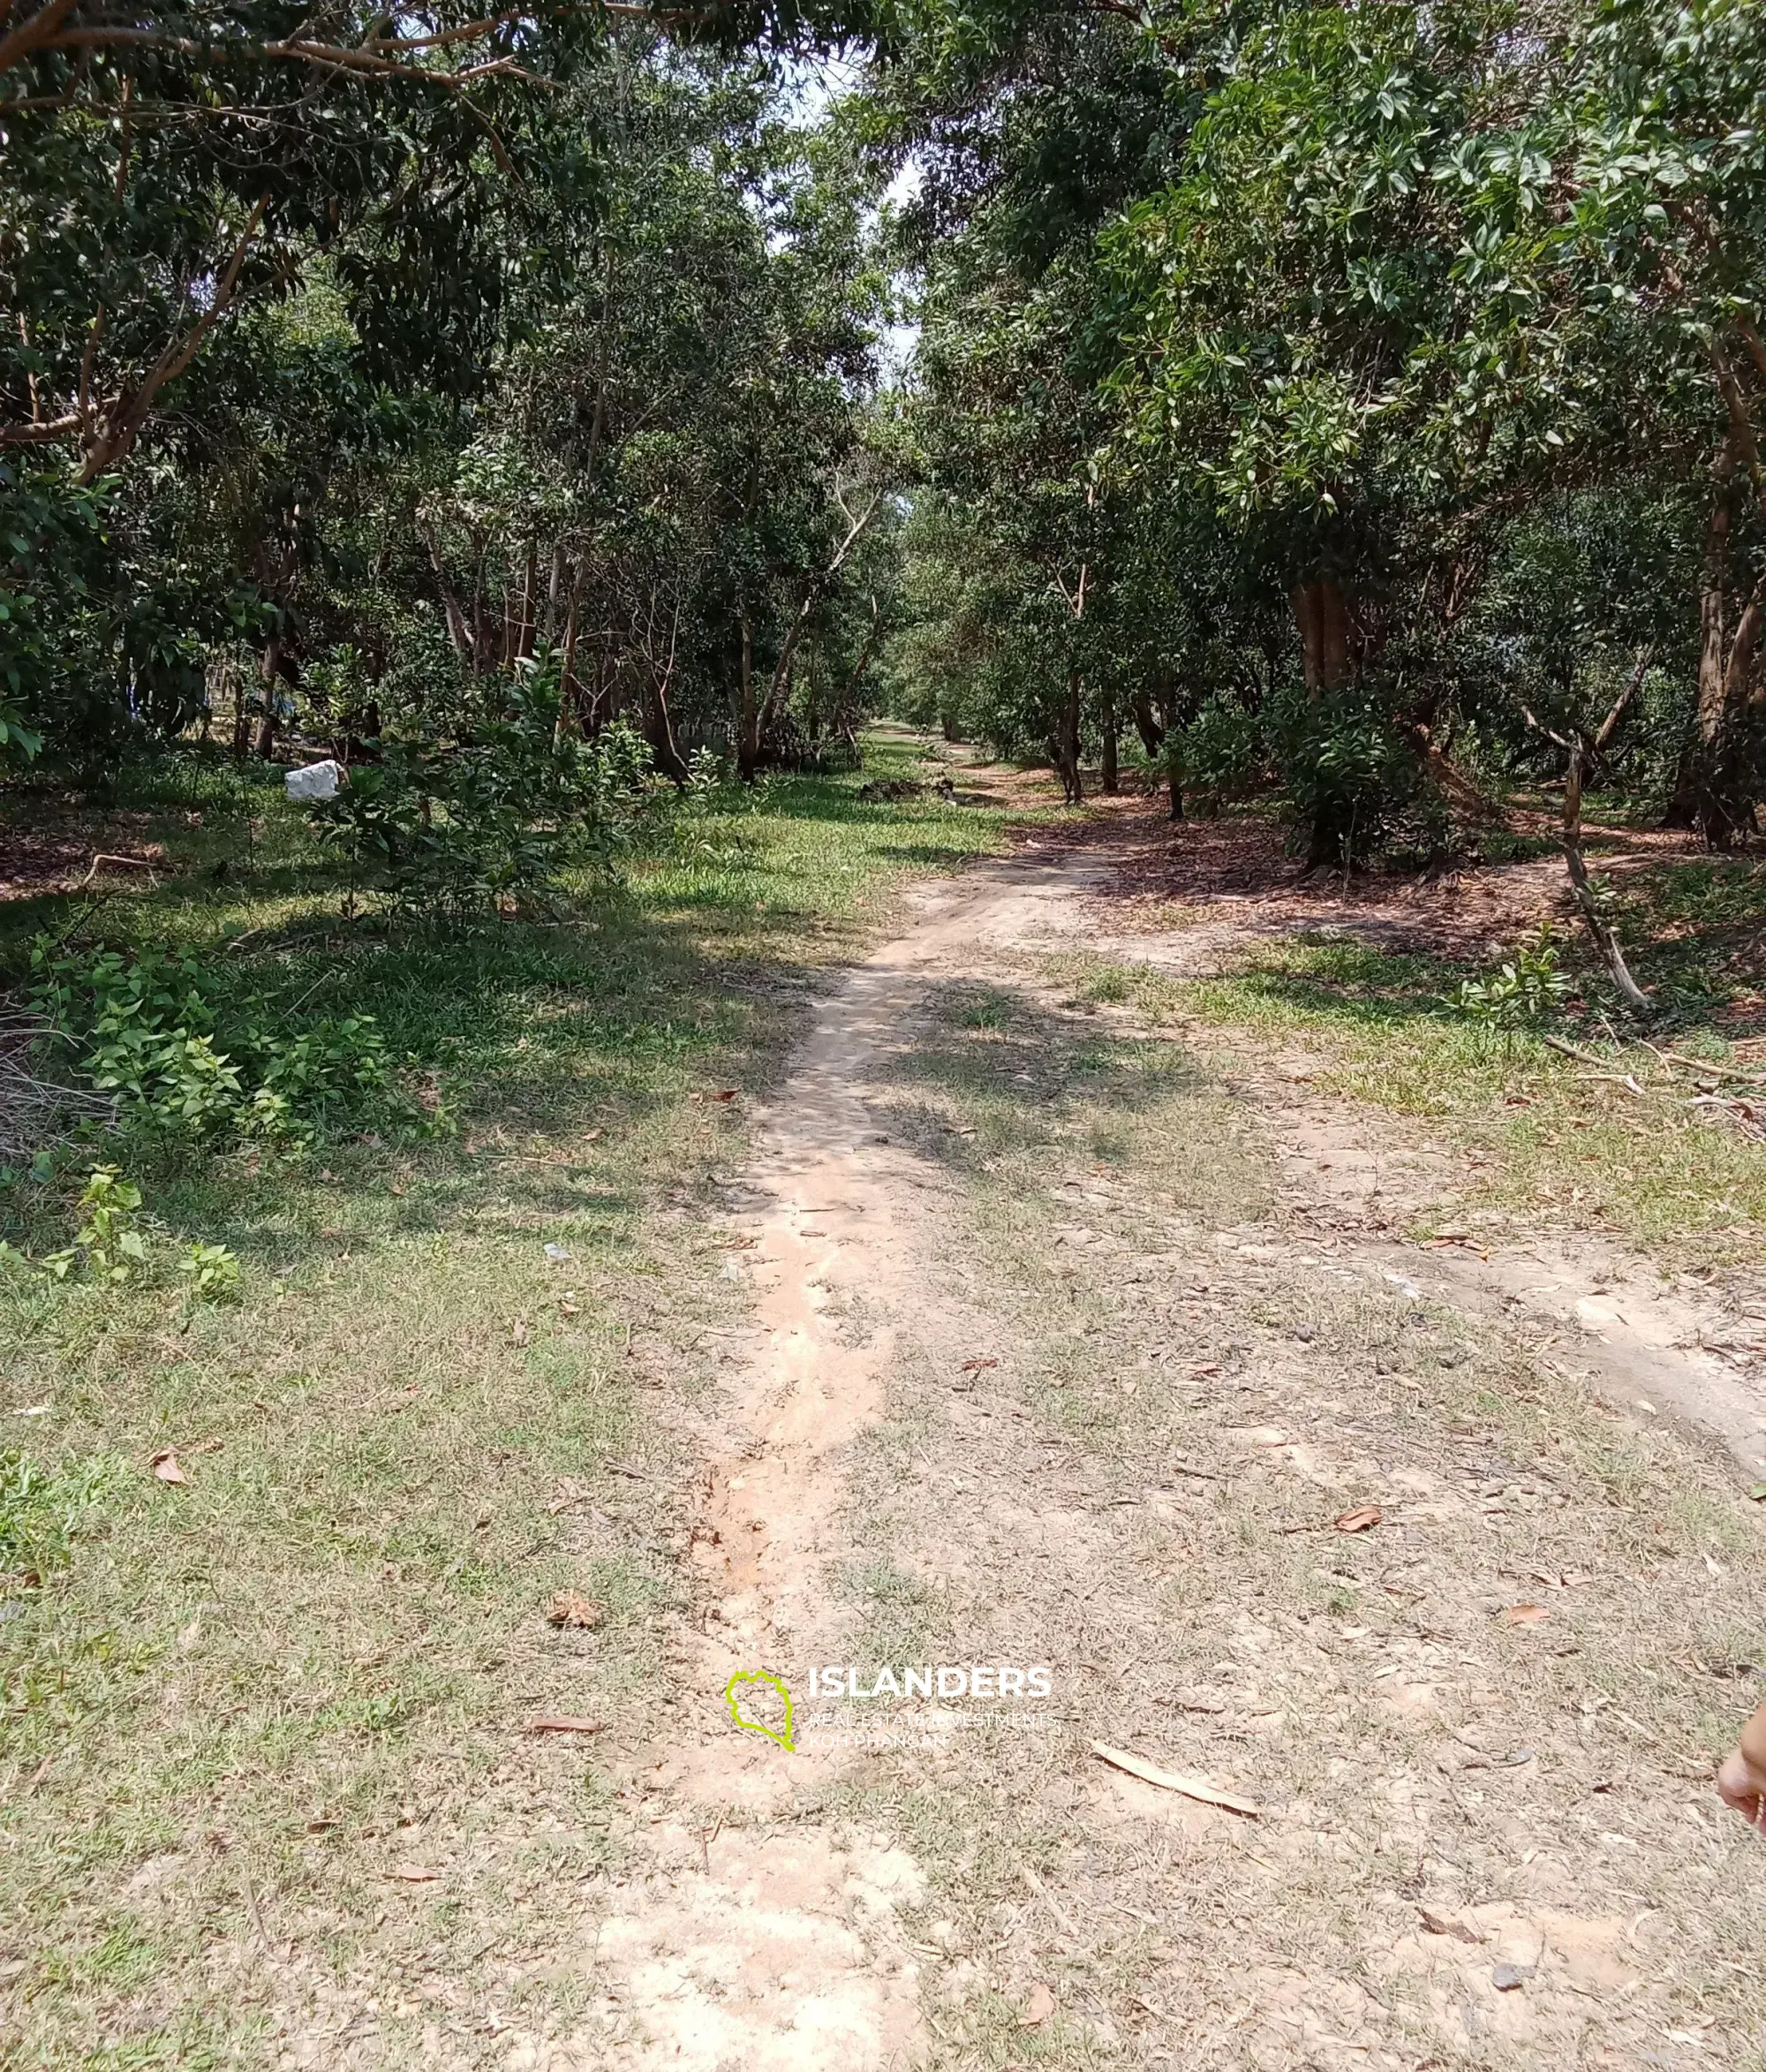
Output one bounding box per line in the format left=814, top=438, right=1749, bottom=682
left=0, top=725, right=1039, bottom=2066
left=1044, top=926, right=1766, bottom=1262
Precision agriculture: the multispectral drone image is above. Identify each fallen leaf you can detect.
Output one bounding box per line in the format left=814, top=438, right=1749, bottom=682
left=1748, top=1482, right=1766, bottom=1502
left=1419, top=1909, right=1483, bottom=1944
left=150, top=1449, right=187, bottom=1486
left=1089, top=1740, right=1259, bottom=1816
left=710, top=1089, right=738, bottom=1103
left=1491, top=1962, right=1528, bottom=1992
left=511, top=1320, right=530, bottom=1347
left=1334, top=1505, right=1382, bottom=1533
left=389, top=1864, right=441, bottom=1883
left=527, top=1715, right=602, bottom=1735
left=1504, top=1603, right=1551, bottom=1625
left=306, top=1817, right=338, bottom=1834
left=1020, top=1981, right=1056, bottom=2029
left=960, top=1357, right=999, bottom=1373
left=546, top=1590, right=604, bottom=1630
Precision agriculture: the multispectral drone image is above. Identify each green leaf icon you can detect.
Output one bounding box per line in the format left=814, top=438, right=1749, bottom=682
left=724, top=1668, right=795, bottom=1751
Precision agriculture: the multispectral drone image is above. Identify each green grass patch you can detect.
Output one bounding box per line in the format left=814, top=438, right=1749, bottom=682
left=1056, top=933, right=1766, bottom=1259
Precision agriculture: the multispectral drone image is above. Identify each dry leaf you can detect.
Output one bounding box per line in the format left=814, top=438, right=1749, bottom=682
left=1020, top=1981, right=1057, bottom=2028
left=546, top=1590, right=604, bottom=1630
left=150, top=1449, right=187, bottom=1486
left=1504, top=1603, right=1551, bottom=1625
left=511, top=1320, right=530, bottom=1347
left=1419, top=1909, right=1483, bottom=1944
left=1334, top=1505, right=1382, bottom=1533
left=527, top=1715, right=602, bottom=1735
left=389, top=1864, right=441, bottom=1882
left=1090, top=1741, right=1260, bottom=1817
left=960, top=1357, right=999, bottom=1373
left=710, top=1089, right=738, bottom=1102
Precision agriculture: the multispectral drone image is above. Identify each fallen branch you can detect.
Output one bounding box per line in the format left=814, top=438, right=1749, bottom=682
left=1090, top=1740, right=1260, bottom=1816
left=72, top=851, right=160, bottom=891
left=1541, top=1033, right=1614, bottom=1068
left=1645, top=1044, right=1766, bottom=1089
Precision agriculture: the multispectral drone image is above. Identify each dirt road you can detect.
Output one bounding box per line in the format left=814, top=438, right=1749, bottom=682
left=566, top=826, right=1766, bottom=2070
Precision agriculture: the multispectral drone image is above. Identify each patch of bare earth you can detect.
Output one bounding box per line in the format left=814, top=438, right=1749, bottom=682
left=1066, top=792, right=1708, bottom=965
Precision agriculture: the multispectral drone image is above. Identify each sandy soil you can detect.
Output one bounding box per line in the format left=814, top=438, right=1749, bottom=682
left=532, top=797, right=1766, bottom=2071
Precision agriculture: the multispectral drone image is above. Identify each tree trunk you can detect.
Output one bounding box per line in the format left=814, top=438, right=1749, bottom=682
left=941, top=711, right=959, bottom=743
left=736, top=605, right=758, bottom=783
left=1291, top=578, right=1350, bottom=694
left=1667, top=441, right=1762, bottom=843
left=1128, top=687, right=1164, bottom=759
left=644, top=678, right=689, bottom=785
left=251, top=635, right=281, bottom=758
left=1049, top=670, right=1084, bottom=805
left=1099, top=693, right=1119, bottom=795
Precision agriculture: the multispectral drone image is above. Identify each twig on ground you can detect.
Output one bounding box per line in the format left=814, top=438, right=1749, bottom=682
left=1543, top=1033, right=1619, bottom=1068
left=1017, top=1857, right=1077, bottom=1938
left=1644, top=1043, right=1766, bottom=1088
left=73, top=852, right=159, bottom=892
left=1090, top=1741, right=1261, bottom=1816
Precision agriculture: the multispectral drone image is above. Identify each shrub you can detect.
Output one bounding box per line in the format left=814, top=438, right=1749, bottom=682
left=312, top=659, right=659, bottom=915
left=1269, top=687, right=1431, bottom=870
left=1453, top=925, right=1574, bottom=1033
left=28, top=942, right=420, bottom=1147
left=1173, top=697, right=1264, bottom=812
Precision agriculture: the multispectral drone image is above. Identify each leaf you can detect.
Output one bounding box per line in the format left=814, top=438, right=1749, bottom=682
left=510, top=1320, right=530, bottom=1347
left=960, top=1357, right=999, bottom=1373
left=1747, top=1482, right=1766, bottom=1502
left=1089, top=1741, right=1260, bottom=1816
left=389, top=1864, right=441, bottom=1882
left=1334, top=1505, right=1382, bottom=1532
left=150, top=1449, right=187, bottom=1485
left=1020, top=1981, right=1057, bottom=2028
left=545, top=1590, right=604, bottom=1630
left=527, top=1714, right=602, bottom=1735
left=1419, top=1908, right=1483, bottom=1944
left=1503, top=1603, right=1550, bottom=1625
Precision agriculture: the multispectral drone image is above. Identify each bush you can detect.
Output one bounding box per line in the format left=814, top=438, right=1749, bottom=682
left=1173, top=697, right=1264, bottom=812
left=1270, top=687, right=1432, bottom=870
left=312, top=657, right=660, bottom=915
left=28, top=941, right=424, bottom=1147
left=1453, top=925, right=1574, bottom=1033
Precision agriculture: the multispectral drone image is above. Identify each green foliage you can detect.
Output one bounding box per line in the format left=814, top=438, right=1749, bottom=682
left=1174, top=698, right=1264, bottom=810
left=315, top=672, right=659, bottom=915
left=40, top=1168, right=147, bottom=1284
left=29, top=942, right=419, bottom=1147
left=1453, top=926, right=1575, bottom=1033
left=1270, top=688, right=1433, bottom=870
left=177, top=1241, right=242, bottom=1304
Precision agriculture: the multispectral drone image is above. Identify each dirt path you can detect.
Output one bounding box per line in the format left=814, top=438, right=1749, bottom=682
left=568, top=819, right=1766, bottom=2070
